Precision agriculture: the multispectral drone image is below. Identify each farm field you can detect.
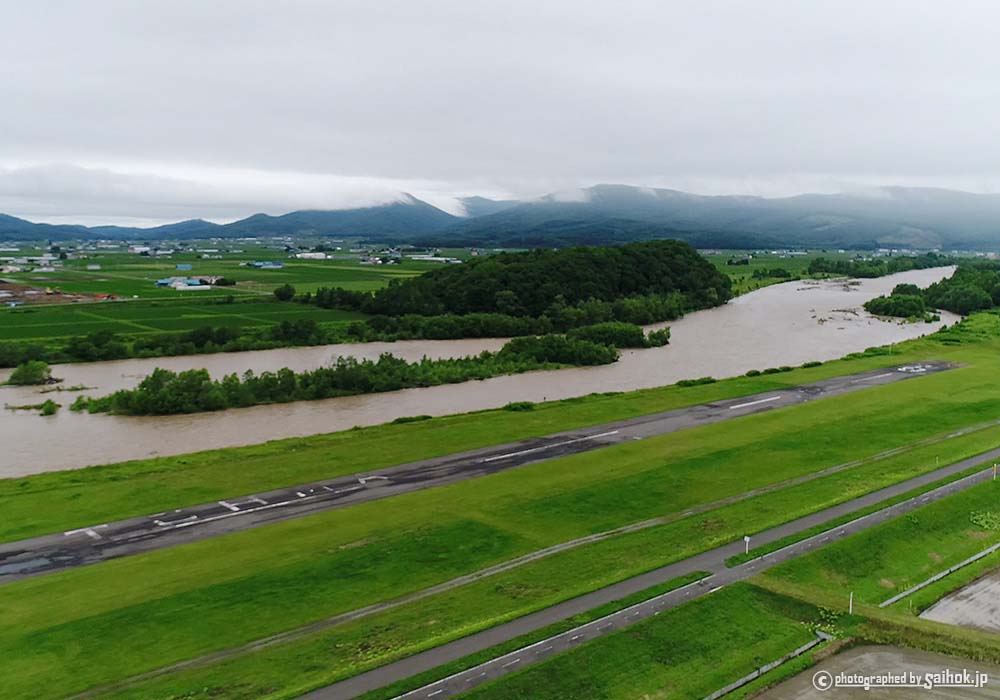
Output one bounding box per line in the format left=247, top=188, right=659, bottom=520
left=4, top=246, right=434, bottom=296
left=0, top=247, right=853, bottom=343
left=0, top=300, right=367, bottom=341
left=5, top=315, right=1000, bottom=698
left=702, top=250, right=837, bottom=294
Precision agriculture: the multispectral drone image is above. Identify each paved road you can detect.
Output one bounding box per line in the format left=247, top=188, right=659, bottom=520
left=303, top=446, right=1000, bottom=700
left=0, top=362, right=952, bottom=583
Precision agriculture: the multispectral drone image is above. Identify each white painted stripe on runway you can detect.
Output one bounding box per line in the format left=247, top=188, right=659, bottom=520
left=480, top=431, right=620, bottom=463
left=855, top=372, right=894, bottom=382
left=218, top=501, right=240, bottom=512
left=728, top=396, right=781, bottom=410
left=148, top=484, right=367, bottom=533
left=64, top=525, right=108, bottom=540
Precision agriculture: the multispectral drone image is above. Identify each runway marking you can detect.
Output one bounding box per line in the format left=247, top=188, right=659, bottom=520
left=728, top=396, right=781, bottom=410
left=64, top=525, right=107, bottom=540
left=296, top=492, right=306, bottom=498
left=856, top=372, right=894, bottom=382
left=153, top=515, right=197, bottom=527
left=480, top=431, right=620, bottom=463
left=502, top=659, right=520, bottom=669
left=218, top=501, right=240, bottom=512
left=358, top=475, right=389, bottom=485
left=427, top=690, right=443, bottom=697
left=147, top=485, right=369, bottom=533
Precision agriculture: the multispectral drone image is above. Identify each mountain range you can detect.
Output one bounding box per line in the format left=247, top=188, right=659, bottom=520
left=6, top=184, right=1000, bottom=250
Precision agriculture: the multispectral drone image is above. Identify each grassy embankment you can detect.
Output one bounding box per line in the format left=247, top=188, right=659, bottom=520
left=395, top=475, right=1000, bottom=700
left=4, top=317, right=1000, bottom=698
left=0, top=347, right=928, bottom=542
left=455, top=583, right=825, bottom=700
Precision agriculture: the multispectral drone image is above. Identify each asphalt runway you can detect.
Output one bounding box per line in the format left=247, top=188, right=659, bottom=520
left=304, top=447, right=1000, bottom=700
left=0, top=361, right=953, bottom=583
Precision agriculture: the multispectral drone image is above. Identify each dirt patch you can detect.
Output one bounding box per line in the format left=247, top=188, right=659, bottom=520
left=928, top=552, right=943, bottom=563
left=0, top=281, right=98, bottom=305
left=879, top=578, right=896, bottom=589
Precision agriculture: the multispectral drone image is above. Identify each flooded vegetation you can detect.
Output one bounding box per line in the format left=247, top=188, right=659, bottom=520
left=0, top=267, right=957, bottom=476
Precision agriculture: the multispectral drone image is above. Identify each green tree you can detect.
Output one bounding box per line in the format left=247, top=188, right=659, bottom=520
left=7, top=360, right=53, bottom=385
left=273, top=284, right=296, bottom=302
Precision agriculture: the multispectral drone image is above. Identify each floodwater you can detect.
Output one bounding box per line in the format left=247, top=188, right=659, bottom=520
left=757, top=645, right=1000, bottom=699
left=0, top=267, right=958, bottom=477
left=921, top=569, right=1000, bottom=632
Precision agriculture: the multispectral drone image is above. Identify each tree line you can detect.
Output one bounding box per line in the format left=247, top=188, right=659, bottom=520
left=303, top=240, right=732, bottom=317
left=72, top=331, right=638, bottom=415
left=863, top=262, right=1000, bottom=318
left=807, top=253, right=952, bottom=278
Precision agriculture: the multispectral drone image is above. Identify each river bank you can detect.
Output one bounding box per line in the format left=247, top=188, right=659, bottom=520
left=0, top=267, right=958, bottom=476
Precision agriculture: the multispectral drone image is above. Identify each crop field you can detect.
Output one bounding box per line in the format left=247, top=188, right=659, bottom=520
left=4, top=246, right=434, bottom=296
left=0, top=247, right=438, bottom=340
left=4, top=315, right=1000, bottom=698
left=0, top=299, right=366, bottom=341
left=703, top=251, right=843, bottom=294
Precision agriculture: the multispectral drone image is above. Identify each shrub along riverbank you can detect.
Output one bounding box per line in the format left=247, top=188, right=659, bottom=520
left=71, top=329, right=658, bottom=415
left=865, top=261, right=1000, bottom=319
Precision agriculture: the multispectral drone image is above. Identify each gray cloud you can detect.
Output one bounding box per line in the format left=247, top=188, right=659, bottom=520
left=5, top=1, right=1000, bottom=223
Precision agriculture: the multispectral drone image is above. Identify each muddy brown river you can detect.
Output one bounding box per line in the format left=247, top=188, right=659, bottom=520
left=0, top=267, right=958, bottom=477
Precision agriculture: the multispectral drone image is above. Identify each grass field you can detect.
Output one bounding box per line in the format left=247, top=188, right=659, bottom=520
left=0, top=300, right=367, bottom=341
left=0, top=247, right=430, bottom=340
left=457, top=584, right=822, bottom=700
left=763, top=478, right=1000, bottom=609
left=702, top=251, right=834, bottom=294
left=5, top=315, right=1000, bottom=698
left=6, top=317, right=1000, bottom=697
left=438, top=480, right=1000, bottom=700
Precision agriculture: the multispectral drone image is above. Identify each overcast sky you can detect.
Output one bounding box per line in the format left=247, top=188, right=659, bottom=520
left=5, top=0, right=1000, bottom=225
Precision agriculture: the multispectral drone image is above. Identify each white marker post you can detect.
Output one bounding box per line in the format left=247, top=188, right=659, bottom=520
left=744, top=535, right=751, bottom=555
left=849, top=591, right=854, bottom=615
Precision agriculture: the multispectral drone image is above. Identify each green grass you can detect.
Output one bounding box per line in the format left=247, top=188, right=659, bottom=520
left=97, top=576, right=714, bottom=700
left=0, top=300, right=367, bottom=340
left=763, top=478, right=1000, bottom=608
left=0, top=247, right=429, bottom=340
left=703, top=251, right=839, bottom=294
left=4, top=355, right=1000, bottom=698
left=351, top=572, right=710, bottom=700
left=4, top=314, right=1000, bottom=699
left=0, top=353, right=910, bottom=544
left=456, top=583, right=822, bottom=700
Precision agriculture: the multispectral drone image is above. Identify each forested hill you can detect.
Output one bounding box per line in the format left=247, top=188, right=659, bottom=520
left=364, top=240, right=732, bottom=316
